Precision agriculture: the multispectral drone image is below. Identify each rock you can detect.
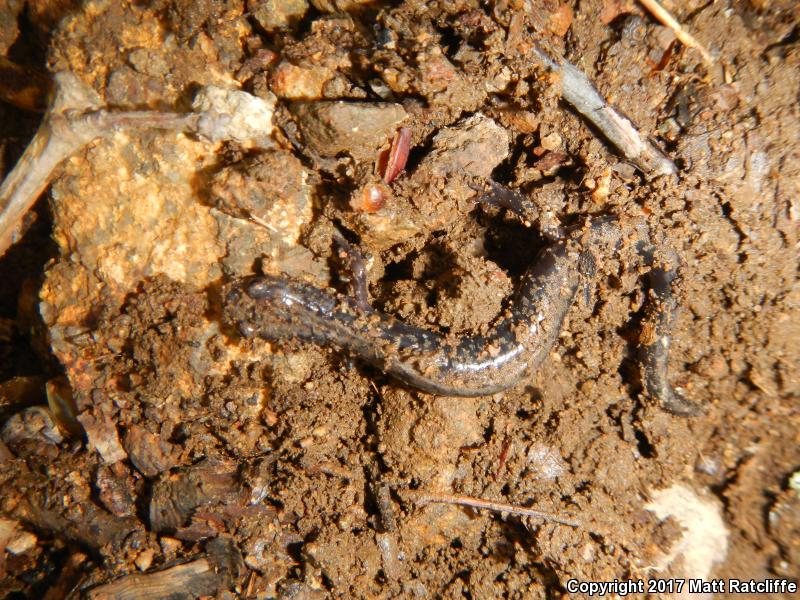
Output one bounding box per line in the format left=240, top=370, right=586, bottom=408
left=249, top=0, right=308, bottom=31
left=292, top=101, right=407, bottom=161
left=123, top=425, right=177, bottom=478
left=351, top=207, right=425, bottom=251
left=41, top=129, right=226, bottom=363
left=540, top=131, right=563, bottom=152
left=422, top=113, right=510, bottom=180
left=192, top=86, right=277, bottom=149
left=77, top=410, right=127, bottom=464
left=310, top=0, right=374, bottom=12
left=40, top=85, right=279, bottom=370
left=270, top=61, right=335, bottom=100
left=95, top=464, right=137, bottom=517
left=0, top=519, right=39, bottom=561
left=128, top=48, right=169, bottom=77
left=105, top=65, right=166, bottom=107
left=134, top=548, right=155, bottom=571
left=2, top=406, right=64, bottom=446
left=209, top=149, right=322, bottom=279
left=210, top=150, right=313, bottom=247
left=6, top=530, right=37, bottom=555
left=525, top=443, right=568, bottom=480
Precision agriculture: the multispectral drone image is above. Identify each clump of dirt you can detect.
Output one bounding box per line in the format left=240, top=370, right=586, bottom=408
left=0, top=0, right=798, bottom=597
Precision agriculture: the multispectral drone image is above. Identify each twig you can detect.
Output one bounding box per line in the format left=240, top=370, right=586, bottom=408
left=532, top=47, right=677, bottom=178
left=0, top=72, right=275, bottom=258
left=406, top=490, right=581, bottom=528
left=638, top=0, right=714, bottom=66
left=0, top=73, right=192, bottom=257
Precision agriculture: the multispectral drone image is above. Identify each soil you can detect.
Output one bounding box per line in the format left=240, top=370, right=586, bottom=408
left=0, top=0, right=798, bottom=598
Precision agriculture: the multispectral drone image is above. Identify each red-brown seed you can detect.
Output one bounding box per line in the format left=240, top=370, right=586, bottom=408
left=350, top=183, right=388, bottom=212
left=382, top=127, right=412, bottom=183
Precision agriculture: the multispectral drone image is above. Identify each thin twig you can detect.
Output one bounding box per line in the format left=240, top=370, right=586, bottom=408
left=0, top=74, right=201, bottom=257
left=532, top=47, right=677, bottom=178
left=638, top=0, right=714, bottom=66
left=406, top=490, right=581, bottom=528
left=0, top=72, right=275, bottom=258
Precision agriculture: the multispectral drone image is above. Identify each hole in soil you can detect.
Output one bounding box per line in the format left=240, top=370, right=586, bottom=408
left=635, top=429, right=655, bottom=458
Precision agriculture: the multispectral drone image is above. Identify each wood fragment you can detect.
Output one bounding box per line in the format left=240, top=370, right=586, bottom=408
left=638, top=0, right=714, bottom=65
left=406, top=490, right=581, bottom=527
left=149, top=460, right=240, bottom=532
left=86, top=558, right=219, bottom=600
left=531, top=47, right=677, bottom=177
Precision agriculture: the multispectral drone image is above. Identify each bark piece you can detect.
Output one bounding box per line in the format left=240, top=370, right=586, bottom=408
left=149, top=460, right=240, bottom=532
left=291, top=101, right=406, bottom=161
left=86, top=558, right=219, bottom=600
left=19, top=498, right=141, bottom=555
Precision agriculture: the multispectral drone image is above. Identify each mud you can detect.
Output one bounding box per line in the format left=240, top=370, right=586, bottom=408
left=0, top=0, right=798, bottom=598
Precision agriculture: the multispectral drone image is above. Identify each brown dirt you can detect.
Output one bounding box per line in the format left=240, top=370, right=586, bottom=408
left=0, top=0, right=798, bottom=598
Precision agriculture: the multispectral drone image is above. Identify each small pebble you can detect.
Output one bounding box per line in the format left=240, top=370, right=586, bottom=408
left=6, top=531, right=37, bottom=555
left=135, top=548, right=155, bottom=571
left=540, top=131, right=562, bottom=151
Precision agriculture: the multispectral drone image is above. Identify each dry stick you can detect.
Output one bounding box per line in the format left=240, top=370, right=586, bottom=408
left=638, top=0, right=714, bottom=66
left=0, top=73, right=205, bottom=258
left=408, top=490, right=581, bottom=528
left=532, top=47, right=677, bottom=178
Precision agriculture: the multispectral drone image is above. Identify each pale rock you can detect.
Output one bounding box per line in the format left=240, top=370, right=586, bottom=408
left=270, top=61, right=335, bottom=100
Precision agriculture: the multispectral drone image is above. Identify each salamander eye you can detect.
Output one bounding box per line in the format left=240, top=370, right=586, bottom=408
left=247, top=278, right=272, bottom=299
left=238, top=321, right=258, bottom=338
